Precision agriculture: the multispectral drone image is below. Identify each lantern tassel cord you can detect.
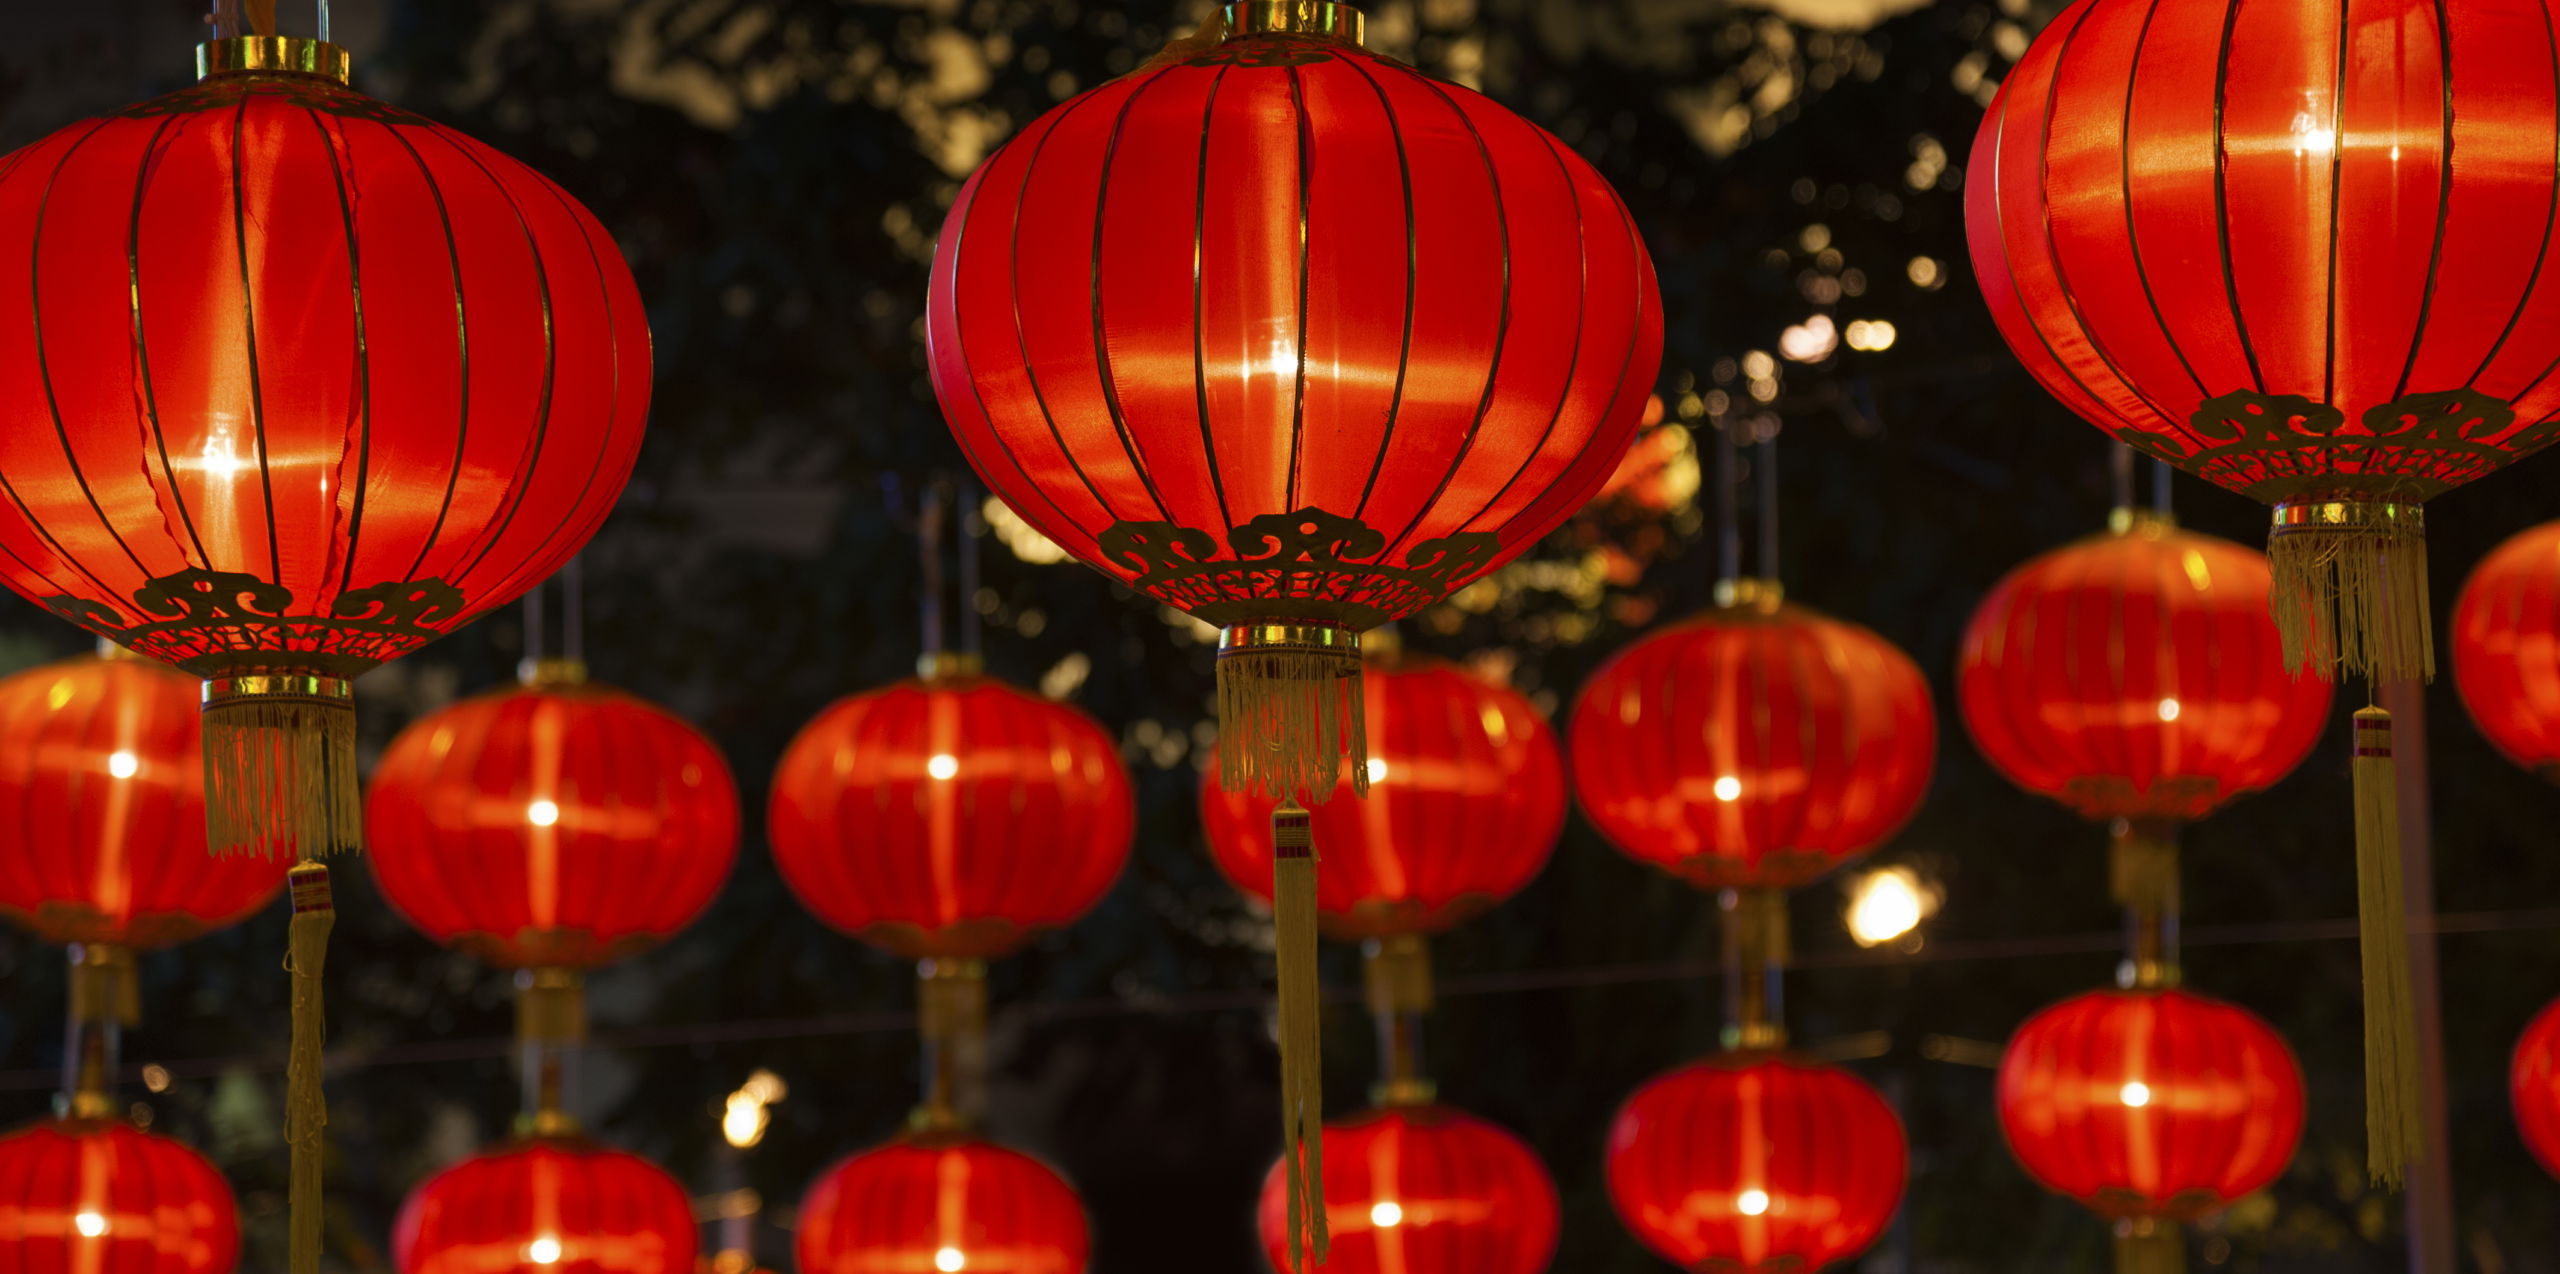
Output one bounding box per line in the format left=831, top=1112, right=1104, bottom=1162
left=1135, top=9, right=1228, bottom=75
left=285, top=863, right=335, bottom=1274
left=1271, top=800, right=1329, bottom=1272
left=2353, top=706, right=2425, bottom=1187
left=2114, top=1221, right=2184, bottom=1274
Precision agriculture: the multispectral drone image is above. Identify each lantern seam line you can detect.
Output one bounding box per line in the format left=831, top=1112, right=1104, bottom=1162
left=1285, top=63, right=1315, bottom=513
left=297, top=104, right=374, bottom=601
left=371, top=116, right=475, bottom=590
left=1191, top=63, right=1240, bottom=535
left=2114, top=0, right=2210, bottom=404
left=2320, top=0, right=2348, bottom=406
left=1085, top=69, right=1178, bottom=525
left=1003, top=89, right=1121, bottom=531
left=2389, top=0, right=2459, bottom=402
left=2463, top=0, right=2560, bottom=388
left=2207, top=0, right=2268, bottom=394
left=31, top=117, right=160, bottom=585
left=939, top=165, right=1086, bottom=549
left=1457, top=125, right=1588, bottom=538
left=128, top=111, right=216, bottom=573
left=228, top=98, right=287, bottom=584
left=1332, top=53, right=1417, bottom=525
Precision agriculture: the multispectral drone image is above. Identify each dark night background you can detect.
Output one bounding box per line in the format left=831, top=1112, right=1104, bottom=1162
left=3, top=1, right=2559, bottom=1271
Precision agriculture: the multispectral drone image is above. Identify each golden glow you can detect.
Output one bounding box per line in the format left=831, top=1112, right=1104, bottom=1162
left=2120, top=1081, right=2152, bottom=1108
left=74, top=1212, right=106, bottom=1238
left=1737, top=1189, right=1770, bottom=1216
left=1369, top=1201, right=1403, bottom=1229
left=1712, top=775, right=1743, bottom=802
left=107, top=751, right=137, bottom=779
left=1366, top=757, right=1390, bottom=784
left=934, top=1248, right=966, bottom=1272
left=927, top=753, right=960, bottom=781
left=1845, top=866, right=1936, bottom=948
left=528, top=1237, right=563, bottom=1265
left=2156, top=697, right=2181, bottom=722
left=527, top=799, right=561, bottom=827
left=722, top=1069, right=787, bottom=1148
left=1844, top=319, right=1898, bottom=351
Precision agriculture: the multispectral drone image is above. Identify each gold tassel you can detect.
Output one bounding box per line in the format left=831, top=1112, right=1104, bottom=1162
left=202, top=675, right=362, bottom=859
left=2352, top=708, right=2425, bottom=1187
left=1219, top=623, right=1367, bottom=802
left=2114, top=1219, right=2185, bottom=1274
left=285, top=863, right=335, bottom=1274
left=67, top=942, right=139, bottom=1029
left=1272, top=801, right=1329, bottom=1272
left=2266, top=497, right=2433, bottom=684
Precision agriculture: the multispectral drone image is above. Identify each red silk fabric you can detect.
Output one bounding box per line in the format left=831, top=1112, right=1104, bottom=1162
left=0, top=653, right=285, bottom=947
left=769, top=675, right=1132, bottom=959
left=365, top=682, right=738, bottom=969
left=2515, top=996, right=2560, bottom=1180
left=1606, top=1054, right=1906, bottom=1274
left=0, top=1120, right=239, bottom=1274
left=1969, top=0, right=2560, bottom=502
left=1960, top=518, right=2328, bottom=821
left=2454, top=519, right=2560, bottom=777
left=394, top=1140, right=695, bottom=1274
left=797, top=1134, right=1089, bottom=1274
left=1255, top=1105, right=1557, bottom=1274
left=0, top=68, right=647, bottom=676
left=1199, top=656, right=1563, bottom=937
left=1568, top=599, right=1936, bottom=889
left=1998, top=988, right=2304, bottom=1221
left=927, top=30, right=1660, bottom=626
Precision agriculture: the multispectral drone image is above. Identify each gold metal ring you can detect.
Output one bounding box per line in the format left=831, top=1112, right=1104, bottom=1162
left=203, top=674, right=355, bottom=707
left=1218, top=620, right=1363, bottom=659
left=917, top=651, right=987, bottom=681
left=2268, top=495, right=2425, bottom=536
left=1223, top=1, right=1367, bottom=46
left=198, top=37, right=353, bottom=85
left=1713, top=577, right=1786, bottom=611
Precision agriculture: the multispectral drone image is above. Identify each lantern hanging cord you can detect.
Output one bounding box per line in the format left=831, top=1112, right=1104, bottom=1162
left=563, top=556, right=585, bottom=668
left=1714, top=410, right=1741, bottom=587
left=2110, top=440, right=2137, bottom=513
left=1756, top=425, right=1780, bottom=584
left=2151, top=459, right=2172, bottom=518
left=958, top=479, right=984, bottom=660
left=522, top=583, right=547, bottom=672
left=919, top=481, right=947, bottom=658
left=208, top=1, right=329, bottom=43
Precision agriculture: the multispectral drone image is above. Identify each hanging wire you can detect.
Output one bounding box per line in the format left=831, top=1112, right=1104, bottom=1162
left=1756, top=423, right=1780, bottom=583
left=958, top=479, right=984, bottom=660
left=918, top=481, right=947, bottom=658
left=318, top=0, right=330, bottom=43
left=521, top=583, right=547, bottom=674
left=2152, top=458, right=2173, bottom=517
left=2110, top=439, right=2137, bottom=512
left=1715, top=411, right=1741, bottom=588
left=562, top=556, right=585, bottom=667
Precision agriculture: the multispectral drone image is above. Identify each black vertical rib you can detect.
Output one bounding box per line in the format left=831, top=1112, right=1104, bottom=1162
left=376, top=119, right=473, bottom=588
left=1085, top=70, right=1176, bottom=523
left=1486, top=183, right=1648, bottom=547
left=1190, top=66, right=1239, bottom=534
left=1283, top=64, right=1315, bottom=511
left=2391, top=0, right=2459, bottom=398
left=127, top=114, right=211, bottom=570
left=2321, top=0, right=2351, bottom=404
left=1335, top=56, right=1418, bottom=524
left=301, top=107, right=373, bottom=599
left=31, top=119, right=153, bottom=581
left=2465, top=0, right=2560, bottom=387
left=230, top=99, right=284, bottom=582
left=2119, top=0, right=2212, bottom=401
left=1007, top=93, right=1123, bottom=525
left=1456, top=130, right=1589, bottom=534
left=2210, top=0, right=2269, bottom=392
left=939, top=159, right=1090, bottom=544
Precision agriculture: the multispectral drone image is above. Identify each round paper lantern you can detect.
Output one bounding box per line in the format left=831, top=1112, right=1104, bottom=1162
left=2511, top=996, right=2560, bottom=1180
left=1606, top=1053, right=1907, bottom=1274
left=797, top=1133, right=1089, bottom=1274
left=0, top=651, right=286, bottom=949
left=1969, top=0, right=2560, bottom=684
left=365, top=665, right=738, bottom=969
left=1961, top=512, right=2328, bottom=822
left=1254, top=1105, right=1557, bottom=1274
left=1999, top=988, right=2304, bottom=1221
left=1569, top=586, right=1936, bottom=889
left=0, top=35, right=649, bottom=855
left=2454, top=519, right=2560, bottom=779
left=1200, top=655, right=1563, bottom=938
left=770, top=669, right=1131, bottom=960
left=927, top=2, right=1661, bottom=800
left=394, top=1139, right=695, bottom=1274
left=0, top=1119, right=240, bottom=1274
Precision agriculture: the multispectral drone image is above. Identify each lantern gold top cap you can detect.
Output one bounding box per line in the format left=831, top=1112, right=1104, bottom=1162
left=1222, top=1, right=1366, bottom=46
left=198, top=37, right=352, bottom=85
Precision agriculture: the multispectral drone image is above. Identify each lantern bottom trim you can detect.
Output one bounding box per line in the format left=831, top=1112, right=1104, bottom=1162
left=1218, top=621, right=1367, bottom=802
left=203, top=673, right=361, bottom=859
left=2267, top=496, right=2432, bottom=684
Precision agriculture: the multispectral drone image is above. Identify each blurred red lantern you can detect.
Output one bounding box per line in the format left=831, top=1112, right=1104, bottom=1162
left=1255, top=1105, right=1557, bottom=1274
left=2454, top=520, right=2560, bottom=779
left=1969, top=0, right=2560, bottom=685
left=0, top=652, right=285, bottom=949
left=797, top=1133, right=1089, bottom=1274
left=1606, top=1053, right=1907, bottom=1273
left=2000, top=988, right=2304, bottom=1223
left=0, top=1119, right=239, bottom=1274
left=395, top=1139, right=695, bottom=1274
left=1200, top=655, right=1563, bottom=938
left=0, top=34, right=649, bottom=857
left=2512, top=996, right=2560, bottom=1181
left=1569, top=586, right=1936, bottom=889
left=1961, top=513, right=2328, bottom=822
left=366, top=665, right=738, bottom=969
left=927, top=3, right=1659, bottom=801
left=770, top=668, right=1131, bottom=960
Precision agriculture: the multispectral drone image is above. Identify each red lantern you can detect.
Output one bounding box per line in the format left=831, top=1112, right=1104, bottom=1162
left=394, top=1139, right=696, bottom=1274
left=0, top=1119, right=239, bottom=1274
left=927, top=3, right=1660, bottom=800
left=1254, top=1105, right=1557, bottom=1274
left=0, top=35, right=649, bottom=856
left=1569, top=587, right=1935, bottom=889
left=2515, top=996, right=2560, bottom=1180
left=1961, top=513, right=2328, bottom=822
left=1200, top=655, right=1562, bottom=938
left=1606, top=1053, right=1907, bottom=1274
left=1999, top=989, right=2304, bottom=1223
left=0, top=652, right=286, bottom=949
left=1968, top=0, right=2560, bottom=684
left=796, top=1133, right=1089, bottom=1274
left=365, top=665, right=739, bottom=970
left=769, top=668, right=1131, bottom=960
left=2454, top=519, right=2560, bottom=779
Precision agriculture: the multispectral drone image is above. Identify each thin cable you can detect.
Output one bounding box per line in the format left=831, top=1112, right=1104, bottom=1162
left=919, top=481, right=946, bottom=657
left=2110, top=439, right=2137, bottom=512
left=958, top=479, right=984, bottom=659
left=1756, top=424, right=1780, bottom=583
left=1715, top=412, right=1740, bottom=587
left=2152, top=458, right=2173, bottom=517
left=317, top=0, right=330, bottom=42
left=563, top=556, right=585, bottom=666
left=521, top=583, right=546, bottom=673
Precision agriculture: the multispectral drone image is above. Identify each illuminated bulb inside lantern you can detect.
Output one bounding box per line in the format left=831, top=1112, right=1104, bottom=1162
left=528, top=1237, right=562, bottom=1265
left=1367, top=757, right=1389, bottom=784
left=1846, top=866, right=1929, bottom=947
left=527, top=799, right=561, bottom=827
left=935, top=1248, right=966, bottom=1272
left=107, top=751, right=137, bottom=778
left=2296, top=125, right=2336, bottom=155
left=1370, top=1201, right=1403, bottom=1229
left=928, top=754, right=959, bottom=781
left=74, top=1212, right=106, bottom=1238
left=2120, top=1081, right=2152, bottom=1108
left=2156, top=697, right=2181, bottom=722
left=1737, top=1190, right=1770, bottom=1216
left=1712, top=775, right=1742, bottom=802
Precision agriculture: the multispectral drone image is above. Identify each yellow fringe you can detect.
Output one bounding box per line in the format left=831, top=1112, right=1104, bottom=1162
left=1218, top=648, right=1367, bottom=803
left=2267, top=522, right=2434, bottom=684
left=2114, top=1220, right=2185, bottom=1274
left=203, top=696, right=361, bottom=859
left=285, top=863, right=335, bottom=1274
left=1272, top=802, right=1329, bottom=1272
left=2351, top=708, right=2425, bottom=1187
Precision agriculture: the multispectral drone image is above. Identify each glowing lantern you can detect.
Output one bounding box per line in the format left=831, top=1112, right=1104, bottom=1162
left=395, top=1140, right=695, bottom=1274
left=0, top=1120, right=239, bottom=1274
left=1255, top=1105, right=1556, bottom=1274
left=796, top=1134, right=1089, bottom=1274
